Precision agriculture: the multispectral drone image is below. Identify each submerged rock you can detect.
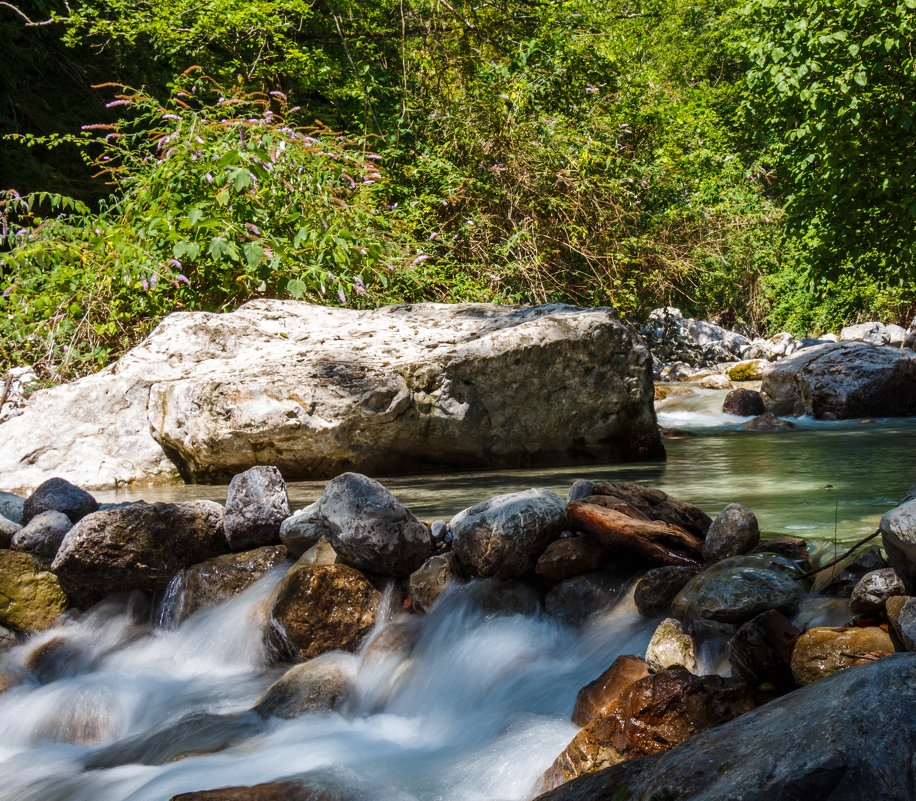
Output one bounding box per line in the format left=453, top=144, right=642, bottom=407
left=10, top=510, right=72, bottom=559
left=23, top=478, right=97, bottom=524
left=170, top=775, right=363, bottom=801
left=545, top=572, right=629, bottom=625
left=741, top=412, right=796, bottom=432
left=790, top=626, right=893, bottom=686
left=571, top=655, right=650, bottom=727
left=223, top=465, right=291, bottom=551
left=253, top=655, right=353, bottom=719
left=701, top=503, right=759, bottom=563
left=0, top=550, right=69, bottom=631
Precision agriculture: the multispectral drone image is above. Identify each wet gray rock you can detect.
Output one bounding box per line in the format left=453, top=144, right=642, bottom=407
left=887, top=596, right=916, bottom=651
left=0, top=491, right=25, bottom=524
left=224, top=465, right=291, bottom=551
left=532, top=652, right=916, bottom=801
left=701, top=504, right=759, bottom=563
left=672, top=555, right=802, bottom=624
left=904, top=316, right=916, bottom=350
left=545, top=571, right=629, bottom=625
left=279, top=502, right=328, bottom=558
left=429, top=519, right=447, bottom=541
left=23, top=477, right=98, bottom=524
left=51, top=500, right=227, bottom=608
left=463, top=578, right=541, bottom=616
left=721, top=388, right=764, bottom=416
left=850, top=568, right=908, bottom=614
left=253, top=656, right=353, bottom=719
left=881, top=490, right=916, bottom=582
left=634, top=566, right=703, bottom=617
left=450, top=488, right=566, bottom=579
left=10, top=510, right=72, bottom=559
left=568, top=479, right=596, bottom=503
left=317, top=473, right=431, bottom=578
left=839, top=321, right=894, bottom=346
left=535, top=535, right=608, bottom=581
left=408, top=552, right=459, bottom=613
left=0, top=515, right=21, bottom=549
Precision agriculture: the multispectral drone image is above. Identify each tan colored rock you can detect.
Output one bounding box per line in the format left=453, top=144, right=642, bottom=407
left=409, top=552, right=459, bottom=612
left=253, top=656, right=352, bottom=719
left=700, top=374, right=732, bottom=390
left=571, top=655, right=650, bottom=727
left=0, top=550, right=68, bottom=631
left=298, top=537, right=343, bottom=567
left=535, top=536, right=607, bottom=581
left=790, top=626, right=894, bottom=686
left=265, top=563, right=381, bottom=662
left=645, top=618, right=697, bottom=673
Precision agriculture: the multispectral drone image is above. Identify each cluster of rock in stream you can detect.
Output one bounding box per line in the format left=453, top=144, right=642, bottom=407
left=4, top=469, right=916, bottom=800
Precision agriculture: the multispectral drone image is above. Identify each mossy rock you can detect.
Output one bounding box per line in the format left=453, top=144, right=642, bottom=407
left=726, top=360, right=765, bottom=382
left=0, top=550, right=68, bottom=631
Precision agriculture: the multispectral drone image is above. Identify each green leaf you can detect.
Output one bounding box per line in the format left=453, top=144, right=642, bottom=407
left=215, top=189, right=230, bottom=207
left=287, top=278, right=308, bottom=298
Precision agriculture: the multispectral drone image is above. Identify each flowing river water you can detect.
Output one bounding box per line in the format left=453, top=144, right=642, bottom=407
left=2, top=387, right=915, bottom=801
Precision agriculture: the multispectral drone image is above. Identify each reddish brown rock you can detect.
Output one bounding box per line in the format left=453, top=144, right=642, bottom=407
left=588, top=482, right=711, bottom=538
left=571, top=655, right=650, bottom=727
left=741, top=413, right=796, bottom=432
left=727, top=609, right=800, bottom=690
left=790, top=626, right=894, bottom=686
left=536, top=536, right=608, bottom=581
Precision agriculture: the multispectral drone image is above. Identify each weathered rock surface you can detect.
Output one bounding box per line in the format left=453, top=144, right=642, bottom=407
left=408, top=552, right=459, bottom=612
left=0, top=550, right=69, bottom=631
left=23, top=478, right=97, bottom=524
left=633, top=566, right=703, bottom=617
left=51, top=500, right=227, bottom=607
left=904, top=316, right=916, bottom=350
left=721, top=388, right=764, bottom=416
left=887, top=596, right=916, bottom=650
left=571, top=655, right=650, bottom=727
left=840, top=321, right=896, bottom=346
left=280, top=502, right=326, bottom=557
left=535, top=535, right=607, bottom=581
left=0, top=302, right=662, bottom=492
left=645, top=618, right=697, bottom=673
left=672, top=555, right=802, bottom=624
left=266, top=563, right=380, bottom=661
left=760, top=341, right=916, bottom=419
left=10, top=510, right=72, bottom=559
left=253, top=655, right=353, bottom=718
left=726, top=609, right=799, bottom=690
left=880, top=490, right=916, bottom=582
left=0, top=491, right=25, bottom=524
left=850, top=568, right=907, bottom=614
left=741, top=412, right=796, bottom=432
left=701, top=503, right=759, bottom=563
left=450, top=489, right=566, bottom=578
left=317, top=473, right=431, bottom=577
left=790, top=626, right=893, bottom=686
left=532, top=652, right=916, bottom=801
left=640, top=308, right=754, bottom=366
left=223, top=465, right=291, bottom=551
left=539, top=667, right=755, bottom=792
left=698, top=374, right=731, bottom=390
left=586, top=482, right=711, bottom=538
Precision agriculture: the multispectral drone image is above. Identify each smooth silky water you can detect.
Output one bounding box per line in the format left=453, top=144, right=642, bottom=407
left=3, top=388, right=915, bottom=800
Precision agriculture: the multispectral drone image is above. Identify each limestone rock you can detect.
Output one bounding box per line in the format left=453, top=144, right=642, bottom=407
left=535, top=535, right=608, bottom=581
left=640, top=308, right=754, bottom=367
left=726, top=609, right=800, bottom=690
left=450, top=488, right=566, bottom=579
left=10, top=510, right=72, bottom=559
left=760, top=341, right=916, bottom=419
left=280, top=502, right=327, bottom=557
left=531, top=652, right=916, bottom=801
left=880, top=494, right=916, bottom=582
left=0, top=550, right=69, bottom=631
left=408, top=552, right=459, bottom=613
left=51, top=500, right=227, bottom=608
left=23, top=478, right=97, bottom=524
left=571, top=655, right=650, bottom=727
left=0, top=302, right=661, bottom=491
left=790, top=626, right=893, bottom=685
left=839, top=321, right=893, bottom=345
left=645, top=618, right=697, bottom=673
left=318, top=473, right=431, bottom=578
left=672, top=555, right=802, bottom=624
left=0, top=491, right=25, bottom=524
left=223, top=465, right=291, bottom=551
left=721, top=388, right=764, bottom=416
left=699, top=374, right=731, bottom=390
left=587, top=482, right=711, bottom=538
left=253, top=655, right=353, bottom=718
left=850, top=568, right=907, bottom=614
left=741, top=412, right=796, bottom=432
left=633, top=566, right=703, bottom=617
left=886, top=596, right=916, bottom=651
left=701, top=503, right=759, bottom=563
left=265, top=563, right=380, bottom=662
left=0, top=515, right=21, bottom=549
left=904, top=316, right=916, bottom=350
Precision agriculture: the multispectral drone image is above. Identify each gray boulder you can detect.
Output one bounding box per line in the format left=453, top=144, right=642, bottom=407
left=904, top=316, right=916, bottom=350
left=532, top=652, right=916, bottom=801
left=887, top=596, right=916, bottom=651
left=317, top=473, right=431, bottom=578
left=850, top=568, right=908, bottom=614
left=253, top=656, right=353, bottom=719
left=881, top=489, right=916, bottom=582
left=672, top=555, right=802, bottom=624
left=279, top=502, right=327, bottom=557
left=450, top=488, right=566, bottom=579
left=223, top=465, right=291, bottom=551
left=23, top=477, right=98, bottom=524
left=0, top=515, right=21, bottom=549
left=51, top=500, right=227, bottom=607
left=0, top=491, right=25, bottom=524
left=760, top=341, right=916, bottom=419
left=10, top=510, right=72, bottom=559
left=839, top=321, right=892, bottom=346
left=701, top=503, right=759, bottom=562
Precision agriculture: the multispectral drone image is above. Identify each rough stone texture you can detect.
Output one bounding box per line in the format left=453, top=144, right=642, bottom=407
left=701, top=503, right=759, bottom=563
left=760, top=341, right=916, bottom=419
left=633, top=566, right=703, bottom=617
left=408, top=552, right=459, bottom=612
left=266, top=563, right=381, bottom=662
left=463, top=578, right=541, bottom=616
left=0, top=550, right=69, bottom=631
left=790, top=626, right=893, bottom=686
left=317, top=473, right=431, bottom=577
left=645, top=618, right=697, bottom=673
left=0, top=302, right=661, bottom=492
left=535, top=535, right=608, bottom=581
left=672, top=555, right=802, bottom=624
left=253, top=656, right=353, bottom=718
left=280, top=502, right=327, bottom=557
left=571, top=655, right=651, bottom=727
left=587, top=482, right=711, bottom=538
left=849, top=568, right=908, bottom=614
left=725, top=360, right=765, bottom=381
left=741, top=412, right=796, bottom=432
left=23, top=478, right=98, bottom=524
left=169, top=545, right=290, bottom=623
left=450, top=489, right=566, bottom=579
left=904, top=316, right=916, bottom=350
left=545, top=572, right=630, bottom=625
left=839, top=321, right=893, bottom=346
left=698, top=374, right=731, bottom=390
left=0, top=515, right=21, bottom=549
left=10, top=510, right=72, bottom=559
left=532, top=652, right=916, bottom=801
left=640, top=308, right=754, bottom=367
left=223, top=465, right=291, bottom=551
left=721, top=388, right=764, bottom=416
left=887, top=596, right=916, bottom=651
left=880, top=492, right=916, bottom=582
left=51, top=500, right=227, bottom=608
left=539, top=667, right=755, bottom=792
left=726, top=610, right=800, bottom=691
left=0, top=491, right=25, bottom=524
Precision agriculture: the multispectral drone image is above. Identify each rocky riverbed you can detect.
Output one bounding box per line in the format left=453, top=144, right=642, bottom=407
left=2, top=468, right=916, bottom=800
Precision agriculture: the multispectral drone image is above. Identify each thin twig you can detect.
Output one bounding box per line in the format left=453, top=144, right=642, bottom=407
left=795, top=529, right=881, bottom=581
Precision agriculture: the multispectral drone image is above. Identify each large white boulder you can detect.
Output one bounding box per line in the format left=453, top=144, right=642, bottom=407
left=0, top=301, right=660, bottom=491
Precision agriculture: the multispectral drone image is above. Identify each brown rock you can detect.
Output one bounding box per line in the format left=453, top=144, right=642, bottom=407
left=790, top=626, right=894, bottom=686
left=633, top=566, right=703, bottom=617
left=170, top=779, right=357, bottom=801
left=408, top=552, right=459, bottom=612
left=727, top=609, right=800, bottom=690
left=536, top=536, right=608, bottom=581
left=566, top=500, right=703, bottom=567
left=722, top=388, right=765, bottom=416
left=752, top=536, right=811, bottom=565
left=588, top=482, right=712, bottom=538
left=253, top=657, right=352, bottom=719
left=0, top=550, right=69, bottom=631
left=571, top=655, right=650, bottom=727
left=741, top=412, right=796, bottom=432
left=265, top=563, right=381, bottom=662
left=539, top=668, right=755, bottom=791
left=886, top=595, right=916, bottom=650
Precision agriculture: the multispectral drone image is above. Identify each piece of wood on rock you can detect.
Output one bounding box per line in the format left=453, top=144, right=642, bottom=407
left=790, top=626, right=894, bottom=686
left=223, top=465, right=291, bottom=551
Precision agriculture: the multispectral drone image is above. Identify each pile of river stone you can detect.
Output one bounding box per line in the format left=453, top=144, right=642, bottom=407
left=3, top=471, right=916, bottom=800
